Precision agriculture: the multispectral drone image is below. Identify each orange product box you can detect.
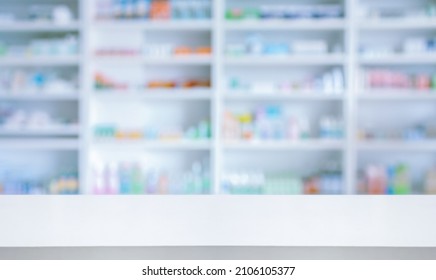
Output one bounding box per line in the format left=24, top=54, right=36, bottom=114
left=196, top=46, right=212, bottom=55
left=150, top=0, right=171, bottom=20
left=174, top=46, right=193, bottom=55
left=148, top=80, right=176, bottom=88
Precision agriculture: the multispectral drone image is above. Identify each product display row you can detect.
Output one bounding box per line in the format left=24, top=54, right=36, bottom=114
left=360, top=37, right=436, bottom=57
left=360, top=3, right=436, bottom=19
left=0, top=69, right=78, bottom=94
left=358, top=163, right=436, bottom=195
left=0, top=105, right=78, bottom=132
left=225, top=4, right=343, bottom=21
left=95, top=0, right=212, bottom=20
left=228, top=68, right=345, bottom=95
left=223, top=106, right=343, bottom=141
left=358, top=123, right=436, bottom=141
left=96, top=44, right=211, bottom=57
left=92, top=160, right=210, bottom=194
left=226, top=35, right=342, bottom=57
left=0, top=5, right=76, bottom=24
left=94, top=120, right=211, bottom=140
left=0, top=172, right=79, bottom=195
left=223, top=166, right=343, bottom=195
left=0, top=35, right=79, bottom=58
left=360, top=69, right=436, bottom=91
left=95, top=72, right=210, bottom=90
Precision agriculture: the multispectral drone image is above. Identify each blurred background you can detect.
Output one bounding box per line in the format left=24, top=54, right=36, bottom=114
left=1, top=0, right=436, bottom=196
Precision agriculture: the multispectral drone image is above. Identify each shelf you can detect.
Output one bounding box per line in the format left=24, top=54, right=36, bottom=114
left=94, top=55, right=212, bottom=65
left=225, top=91, right=343, bottom=101
left=93, top=89, right=212, bottom=100
left=0, top=22, right=81, bottom=32
left=224, top=19, right=346, bottom=30
left=223, top=140, right=344, bottom=151
left=0, top=138, right=79, bottom=150
left=93, top=20, right=212, bottom=30
left=0, top=56, right=80, bottom=66
left=359, top=55, right=436, bottom=65
left=93, top=139, right=212, bottom=150
left=358, top=90, right=436, bottom=101
left=225, top=55, right=345, bottom=66
left=358, top=18, right=436, bottom=30
left=357, top=140, right=436, bottom=151
left=0, top=127, right=80, bottom=136
left=0, top=93, right=79, bottom=101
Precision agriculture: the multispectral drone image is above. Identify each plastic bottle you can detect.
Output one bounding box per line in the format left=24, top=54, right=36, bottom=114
left=394, top=164, right=411, bottom=194
left=386, top=165, right=395, bottom=195
left=119, top=163, right=131, bottom=194
left=366, top=165, right=386, bottom=194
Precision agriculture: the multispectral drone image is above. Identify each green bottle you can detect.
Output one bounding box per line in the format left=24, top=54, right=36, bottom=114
left=394, top=164, right=411, bottom=195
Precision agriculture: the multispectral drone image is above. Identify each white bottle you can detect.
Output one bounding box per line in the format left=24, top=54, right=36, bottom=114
left=332, top=68, right=344, bottom=93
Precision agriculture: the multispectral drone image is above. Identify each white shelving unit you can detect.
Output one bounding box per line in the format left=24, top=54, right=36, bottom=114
left=1, top=0, right=436, bottom=196
left=0, top=0, right=83, bottom=194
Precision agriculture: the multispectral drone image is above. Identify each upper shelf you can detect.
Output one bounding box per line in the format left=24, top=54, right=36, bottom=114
left=358, top=18, right=436, bottom=30
left=225, top=91, right=343, bottom=101
left=224, top=19, right=346, bottom=30
left=0, top=22, right=81, bottom=32
left=0, top=56, right=80, bottom=66
left=358, top=90, right=436, bottom=101
left=225, top=55, right=345, bottom=66
left=93, top=139, right=212, bottom=151
left=0, top=93, right=79, bottom=101
left=93, top=89, right=212, bottom=101
left=0, top=127, right=80, bottom=137
left=0, top=138, right=79, bottom=150
left=357, top=140, right=436, bottom=151
left=359, top=55, right=436, bottom=65
left=223, top=139, right=344, bottom=151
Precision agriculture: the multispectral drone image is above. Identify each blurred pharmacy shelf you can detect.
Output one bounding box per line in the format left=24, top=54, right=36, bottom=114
left=0, top=0, right=84, bottom=197
left=1, top=0, right=436, bottom=198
